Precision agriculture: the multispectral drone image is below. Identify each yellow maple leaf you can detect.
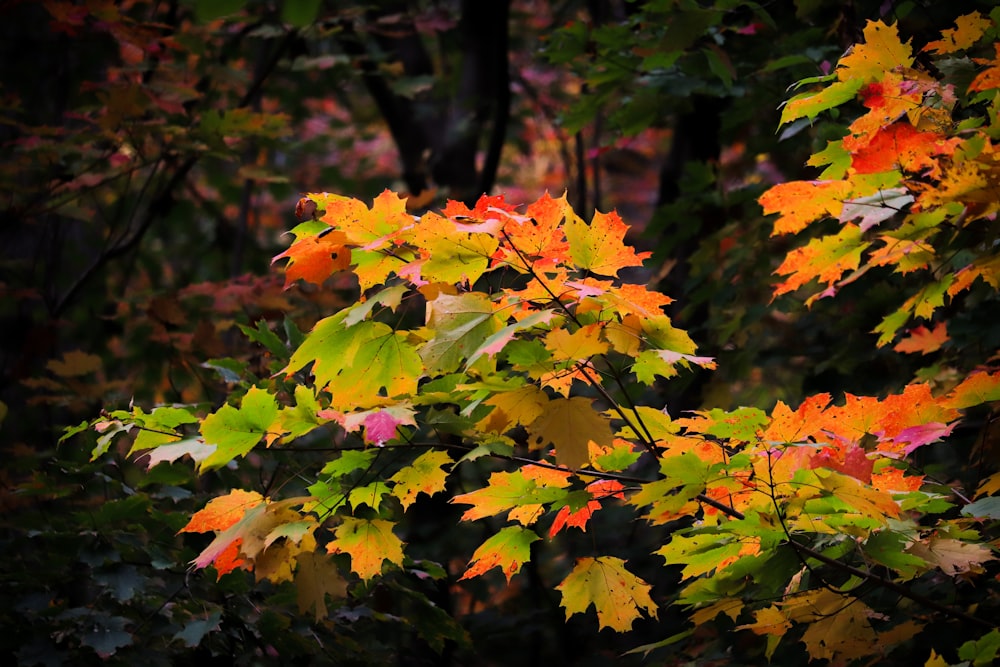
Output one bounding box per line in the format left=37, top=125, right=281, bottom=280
left=295, top=551, right=348, bottom=621
left=923, top=12, right=992, bottom=55
left=565, top=209, right=650, bottom=277
left=478, top=384, right=550, bottom=433
left=527, top=396, right=615, bottom=469
left=556, top=556, right=658, bottom=631
left=543, top=323, right=609, bottom=361
left=837, top=20, right=913, bottom=83
left=389, top=450, right=453, bottom=510
left=327, top=517, right=405, bottom=580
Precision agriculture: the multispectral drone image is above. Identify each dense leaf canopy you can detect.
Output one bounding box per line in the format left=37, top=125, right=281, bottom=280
left=3, top=2, right=1000, bottom=666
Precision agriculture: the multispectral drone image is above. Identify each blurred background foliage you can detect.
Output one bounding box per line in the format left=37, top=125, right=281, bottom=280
left=1, top=0, right=998, bottom=664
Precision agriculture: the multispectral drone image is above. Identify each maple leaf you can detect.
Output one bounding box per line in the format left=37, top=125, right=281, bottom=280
left=923, top=12, right=992, bottom=55
left=543, top=323, right=609, bottom=362
left=760, top=394, right=832, bottom=444
left=656, top=533, right=745, bottom=580
left=548, top=480, right=624, bottom=536
left=810, top=443, right=874, bottom=483
left=465, top=309, right=557, bottom=368
left=970, top=43, right=1000, bottom=92
left=496, top=191, right=573, bottom=270
left=907, top=536, right=995, bottom=576
left=839, top=188, right=913, bottom=232
left=273, top=385, right=324, bottom=443
left=180, top=489, right=265, bottom=534
left=294, top=551, right=348, bottom=622
left=45, top=349, right=102, bottom=377
left=420, top=292, right=504, bottom=374
left=477, top=384, right=550, bottom=433
left=271, top=230, right=350, bottom=288
left=526, top=396, right=614, bottom=469
left=180, top=490, right=274, bottom=578
left=736, top=606, right=791, bottom=661
left=892, top=322, right=951, bottom=354
left=565, top=209, right=650, bottom=277
left=451, top=466, right=572, bottom=524
left=606, top=282, right=674, bottom=317
left=814, top=469, right=900, bottom=521
left=327, top=517, right=405, bottom=580
left=870, top=465, right=924, bottom=493
left=126, top=405, right=199, bottom=455
left=342, top=283, right=408, bottom=326
left=138, top=437, right=216, bottom=469
left=632, top=349, right=717, bottom=384
left=459, top=525, right=540, bottom=583
left=772, top=223, right=869, bottom=300
left=409, top=211, right=500, bottom=284
left=837, top=20, right=913, bottom=83
left=780, top=79, right=864, bottom=126
left=942, top=371, right=1000, bottom=410
left=286, top=312, right=422, bottom=408
left=310, top=189, right=412, bottom=247
left=556, top=556, right=658, bottom=631
left=850, top=124, right=950, bottom=175
left=784, top=589, right=882, bottom=663
left=390, top=450, right=453, bottom=510
left=199, top=386, right=279, bottom=471
left=760, top=181, right=851, bottom=236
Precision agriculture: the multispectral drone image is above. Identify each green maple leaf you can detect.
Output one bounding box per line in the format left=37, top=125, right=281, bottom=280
left=199, top=387, right=278, bottom=471
left=286, top=312, right=422, bottom=407
left=556, top=556, right=658, bottom=631
left=656, top=533, right=744, bottom=580
left=421, top=292, right=504, bottom=374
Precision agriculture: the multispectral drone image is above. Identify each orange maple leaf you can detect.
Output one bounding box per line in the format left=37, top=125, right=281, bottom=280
left=970, top=43, right=1000, bottom=92
left=760, top=181, right=851, bottom=236
left=772, top=223, right=869, bottom=299
left=850, top=123, right=952, bottom=175
left=893, top=322, right=948, bottom=354
left=179, top=489, right=265, bottom=533
left=272, top=231, right=350, bottom=288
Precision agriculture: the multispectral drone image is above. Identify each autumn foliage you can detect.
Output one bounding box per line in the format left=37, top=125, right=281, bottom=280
left=74, top=10, right=1000, bottom=666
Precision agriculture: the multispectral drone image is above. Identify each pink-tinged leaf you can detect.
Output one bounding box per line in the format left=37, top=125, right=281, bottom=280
left=332, top=406, right=417, bottom=444
left=898, top=422, right=956, bottom=454
left=656, top=349, right=718, bottom=369
left=364, top=411, right=403, bottom=445
left=564, top=280, right=607, bottom=299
